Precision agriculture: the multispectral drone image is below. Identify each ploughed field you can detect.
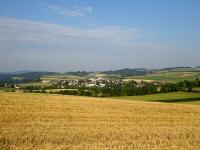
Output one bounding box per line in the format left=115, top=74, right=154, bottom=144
left=0, top=92, right=200, bottom=149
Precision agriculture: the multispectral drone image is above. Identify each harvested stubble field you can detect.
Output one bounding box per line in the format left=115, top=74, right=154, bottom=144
left=0, top=92, right=200, bottom=149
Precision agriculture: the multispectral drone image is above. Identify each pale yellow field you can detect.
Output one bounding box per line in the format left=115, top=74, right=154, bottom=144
left=0, top=92, right=200, bottom=150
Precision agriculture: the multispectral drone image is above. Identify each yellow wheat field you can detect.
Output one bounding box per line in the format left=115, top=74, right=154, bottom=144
left=0, top=92, right=200, bottom=150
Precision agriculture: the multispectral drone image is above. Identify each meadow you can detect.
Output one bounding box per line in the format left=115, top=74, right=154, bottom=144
left=193, top=87, right=200, bottom=92
left=1, top=92, right=200, bottom=149
left=112, top=92, right=200, bottom=105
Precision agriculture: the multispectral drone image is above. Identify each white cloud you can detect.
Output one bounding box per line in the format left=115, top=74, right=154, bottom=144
left=0, top=17, right=164, bottom=71
left=47, top=4, right=93, bottom=17
left=0, top=17, right=143, bottom=46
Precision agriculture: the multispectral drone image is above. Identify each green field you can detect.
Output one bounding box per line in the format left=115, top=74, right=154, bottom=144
left=112, top=92, right=200, bottom=104
left=40, top=74, right=84, bottom=81
left=126, top=69, right=200, bottom=83
left=19, top=82, right=52, bottom=87
left=193, top=87, right=200, bottom=92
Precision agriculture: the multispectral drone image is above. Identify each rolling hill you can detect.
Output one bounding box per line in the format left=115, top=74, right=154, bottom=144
left=126, top=67, right=200, bottom=83
left=1, top=67, right=200, bottom=83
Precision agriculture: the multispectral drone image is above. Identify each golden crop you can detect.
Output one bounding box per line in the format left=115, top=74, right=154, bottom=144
left=0, top=92, right=200, bottom=149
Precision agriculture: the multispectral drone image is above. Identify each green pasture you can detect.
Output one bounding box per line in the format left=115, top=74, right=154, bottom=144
left=112, top=92, right=200, bottom=105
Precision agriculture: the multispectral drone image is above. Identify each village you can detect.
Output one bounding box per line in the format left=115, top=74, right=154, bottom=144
left=41, top=77, right=160, bottom=89
left=2, top=76, right=160, bottom=90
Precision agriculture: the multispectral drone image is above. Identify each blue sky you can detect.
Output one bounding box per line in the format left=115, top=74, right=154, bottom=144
left=0, top=0, right=200, bottom=72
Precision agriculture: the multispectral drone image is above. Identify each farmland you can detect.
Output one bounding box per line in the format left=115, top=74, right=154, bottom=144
left=126, top=68, right=200, bottom=83
left=1, top=92, right=200, bottom=149
left=19, top=82, right=52, bottom=87
left=40, top=74, right=84, bottom=81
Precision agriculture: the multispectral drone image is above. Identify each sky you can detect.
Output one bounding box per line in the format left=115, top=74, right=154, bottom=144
left=0, top=0, right=200, bottom=72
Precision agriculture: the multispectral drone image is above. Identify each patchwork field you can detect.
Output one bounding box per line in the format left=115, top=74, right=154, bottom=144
left=0, top=92, right=200, bottom=149
left=127, top=69, right=200, bottom=83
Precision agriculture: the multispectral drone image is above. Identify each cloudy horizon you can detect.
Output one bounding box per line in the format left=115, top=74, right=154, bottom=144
left=0, top=0, right=200, bottom=72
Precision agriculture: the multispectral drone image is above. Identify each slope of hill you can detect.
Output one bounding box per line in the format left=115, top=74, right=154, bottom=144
left=0, top=92, right=200, bottom=149
left=102, top=68, right=153, bottom=77
left=66, top=71, right=91, bottom=76
left=126, top=68, right=200, bottom=82
left=40, top=74, right=84, bottom=81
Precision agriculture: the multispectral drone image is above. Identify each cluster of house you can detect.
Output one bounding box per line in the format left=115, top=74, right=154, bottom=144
left=41, top=77, right=160, bottom=88
left=42, top=77, right=109, bottom=88
left=3, top=77, right=160, bottom=90
left=122, top=79, right=160, bottom=87
left=1, top=76, right=160, bottom=91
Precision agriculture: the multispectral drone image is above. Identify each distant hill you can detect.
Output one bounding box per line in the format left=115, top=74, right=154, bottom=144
left=0, top=72, right=56, bottom=83
left=66, top=71, right=91, bottom=77
left=0, top=74, right=15, bottom=80
left=16, top=72, right=56, bottom=81
left=102, top=68, right=153, bottom=77
left=159, top=67, right=192, bottom=71
left=1, top=67, right=200, bottom=83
